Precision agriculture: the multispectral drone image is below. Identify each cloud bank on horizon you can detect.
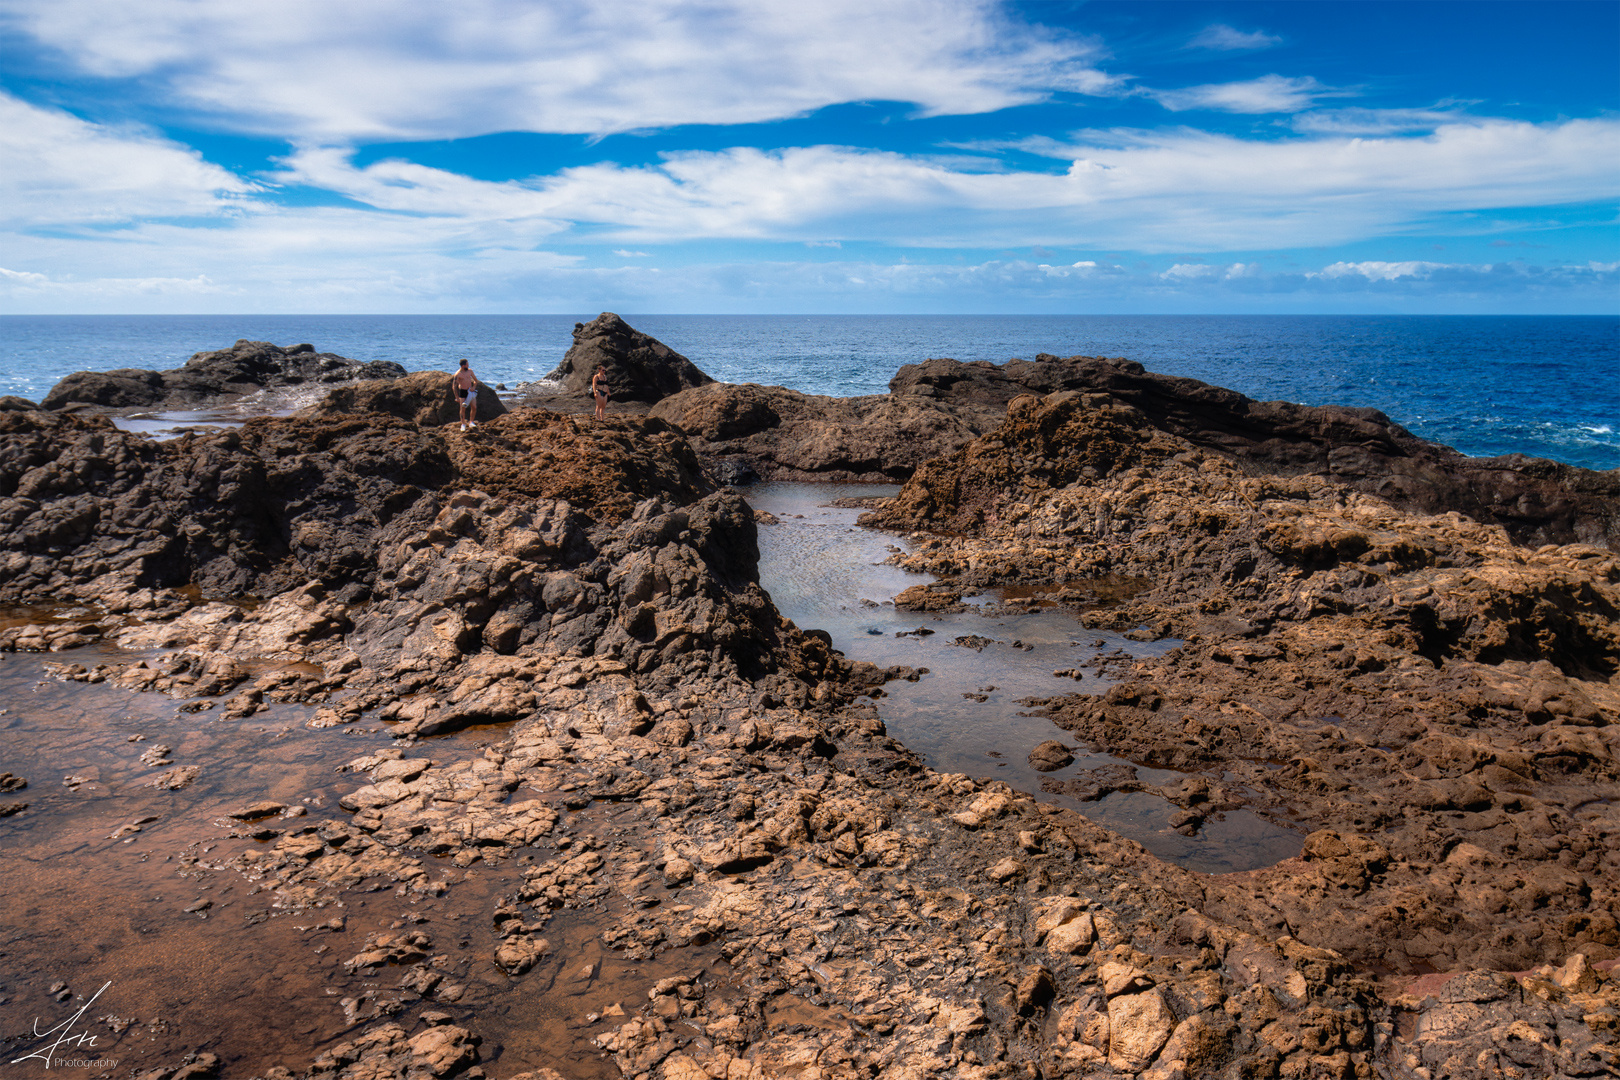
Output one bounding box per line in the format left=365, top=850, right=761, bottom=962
left=1, top=0, right=1615, bottom=314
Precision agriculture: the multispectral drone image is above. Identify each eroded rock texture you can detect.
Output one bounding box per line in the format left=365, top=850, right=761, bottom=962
left=4, top=358, right=1618, bottom=1080
left=303, top=369, right=507, bottom=427
left=539, top=312, right=715, bottom=404
left=867, top=387, right=1620, bottom=1072
left=40, top=339, right=407, bottom=411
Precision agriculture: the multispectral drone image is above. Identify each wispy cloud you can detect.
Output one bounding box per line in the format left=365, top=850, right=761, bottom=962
left=3, top=0, right=1122, bottom=141
left=8, top=92, right=1615, bottom=263
left=1188, top=24, right=1281, bottom=52
left=0, top=92, right=258, bottom=226
left=612, top=249, right=650, bottom=258
left=1311, top=260, right=1480, bottom=282
left=1147, top=74, right=1340, bottom=114
left=6, top=250, right=1612, bottom=315
left=1292, top=106, right=1479, bottom=135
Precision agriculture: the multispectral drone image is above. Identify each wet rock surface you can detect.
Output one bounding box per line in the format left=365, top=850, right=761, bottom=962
left=865, top=385, right=1620, bottom=1073
left=39, top=340, right=407, bottom=412
left=2, top=351, right=1617, bottom=1079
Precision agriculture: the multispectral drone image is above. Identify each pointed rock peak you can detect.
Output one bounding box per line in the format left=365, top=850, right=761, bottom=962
left=545, top=313, right=714, bottom=404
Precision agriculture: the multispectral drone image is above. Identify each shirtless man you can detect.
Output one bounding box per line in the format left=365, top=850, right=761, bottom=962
left=453, top=359, right=478, bottom=431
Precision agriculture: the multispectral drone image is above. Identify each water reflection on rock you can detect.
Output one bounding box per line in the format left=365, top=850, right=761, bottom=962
left=745, top=480, right=1303, bottom=873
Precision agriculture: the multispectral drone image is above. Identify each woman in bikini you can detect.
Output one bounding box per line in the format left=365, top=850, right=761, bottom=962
left=592, top=366, right=608, bottom=420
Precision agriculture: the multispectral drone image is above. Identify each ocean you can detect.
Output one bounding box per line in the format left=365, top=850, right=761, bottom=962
left=2, top=314, right=1616, bottom=470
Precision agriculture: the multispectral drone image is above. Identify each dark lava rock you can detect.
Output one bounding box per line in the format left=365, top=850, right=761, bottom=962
left=872, top=367, right=1620, bottom=552
left=40, top=340, right=407, bottom=412
left=301, top=370, right=506, bottom=428
left=541, top=312, right=714, bottom=404
left=1040, top=764, right=1143, bottom=802
left=651, top=381, right=990, bottom=482
left=1028, top=740, right=1076, bottom=772
left=0, top=396, right=37, bottom=411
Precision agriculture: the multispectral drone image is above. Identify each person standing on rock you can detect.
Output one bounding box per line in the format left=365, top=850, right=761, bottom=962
left=592, top=365, right=609, bottom=421
left=453, top=359, right=479, bottom=431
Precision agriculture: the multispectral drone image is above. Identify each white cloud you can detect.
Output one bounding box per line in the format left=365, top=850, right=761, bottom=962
left=1188, top=25, right=1281, bottom=52
left=613, top=250, right=651, bottom=258
left=1149, top=74, right=1337, bottom=114
left=4, top=245, right=1614, bottom=314
left=267, top=118, right=1620, bottom=253
left=4, top=0, right=1120, bottom=141
left=1292, top=106, right=1476, bottom=135
left=0, top=92, right=257, bottom=226
left=805, top=240, right=843, bottom=248
left=1311, top=260, right=1475, bottom=282
left=2, top=88, right=1615, bottom=314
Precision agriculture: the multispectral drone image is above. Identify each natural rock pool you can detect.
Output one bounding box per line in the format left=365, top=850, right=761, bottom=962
left=0, top=478, right=1301, bottom=1075
left=747, top=481, right=1303, bottom=874
left=0, top=646, right=716, bottom=1078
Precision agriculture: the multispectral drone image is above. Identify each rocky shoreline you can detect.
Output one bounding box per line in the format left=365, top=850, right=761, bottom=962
left=1, top=314, right=1616, bottom=1079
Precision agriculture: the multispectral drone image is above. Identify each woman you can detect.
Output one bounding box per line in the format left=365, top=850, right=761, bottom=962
left=592, top=365, right=609, bottom=421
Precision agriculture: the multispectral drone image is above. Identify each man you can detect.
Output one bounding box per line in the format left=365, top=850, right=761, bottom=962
left=453, top=359, right=478, bottom=431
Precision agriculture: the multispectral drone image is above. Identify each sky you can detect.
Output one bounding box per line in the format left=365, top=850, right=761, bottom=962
left=1, top=0, right=1617, bottom=315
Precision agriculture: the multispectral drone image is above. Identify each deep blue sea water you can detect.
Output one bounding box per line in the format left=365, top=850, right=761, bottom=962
left=2, top=314, right=1615, bottom=470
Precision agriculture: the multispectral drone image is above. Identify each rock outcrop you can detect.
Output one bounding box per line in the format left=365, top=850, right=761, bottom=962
left=300, top=369, right=506, bottom=427
left=4, top=350, right=1619, bottom=1080
left=649, top=381, right=992, bottom=483
left=537, top=312, right=714, bottom=404
left=654, top=350, right=1620, bottom=547
left=39, top=339, right=407, bottom=411
left=867, top=389, right=1620, bottom=986
left=889, top=355, right=1620, bottom=552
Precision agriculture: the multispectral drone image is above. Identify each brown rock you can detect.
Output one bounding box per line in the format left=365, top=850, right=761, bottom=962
left=541, top=312, right=714, bottom=404
left=1028, top=740, right=1075, bottom=771
left=302, top=369, right=506, bottom=427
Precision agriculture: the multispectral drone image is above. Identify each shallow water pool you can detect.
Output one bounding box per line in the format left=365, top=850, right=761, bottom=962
left=746, top=481, right=1302, bottom=874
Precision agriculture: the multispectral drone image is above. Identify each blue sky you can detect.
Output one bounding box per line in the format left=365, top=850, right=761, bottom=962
left=1, top=0, right=1616, bottom=314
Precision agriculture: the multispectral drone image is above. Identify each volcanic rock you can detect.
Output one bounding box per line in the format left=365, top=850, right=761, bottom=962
left=649, top=381, right=991, bottom=482
left=897, top=354, right=1620, bottom=551
left=538, top=312, right=714, bottom=404
left=870, top=387, right=1620, bottom=977
left=300, top=370, right=506, bottom=427
left=40, top=340, right=407, bottom=411
left=1028, top=739, right=1076, bottom=771
left=8, top=345, right=1619, bottom=1080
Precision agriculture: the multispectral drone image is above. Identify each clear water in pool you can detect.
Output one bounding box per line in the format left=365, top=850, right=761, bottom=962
left=746, top=481, right=1303, bottom=874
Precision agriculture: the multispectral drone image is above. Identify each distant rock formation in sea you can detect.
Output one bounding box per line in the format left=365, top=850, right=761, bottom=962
left=539, top=311, right=715, bottom=403
left=39, top=339, right=408, bottom=411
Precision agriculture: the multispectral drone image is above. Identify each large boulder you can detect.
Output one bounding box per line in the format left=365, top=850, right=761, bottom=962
left=542, top=313, right=714, bottom=404
left=650, top=382, right=988, bottom=483
left=302, top=370, right=506, bottom=427
left=41, top=340, right=407, bottom=411
left=901, top=355, right=1620, bottom=553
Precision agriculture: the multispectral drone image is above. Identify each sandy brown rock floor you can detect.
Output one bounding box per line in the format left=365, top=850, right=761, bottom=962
left=2, top=394, right=1617, bottom=1079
